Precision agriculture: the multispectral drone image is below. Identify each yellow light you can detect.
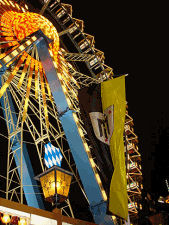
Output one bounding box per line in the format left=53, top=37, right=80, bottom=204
left=55, top=170, right=72, bottom=197
left=62, top=85, right=67, bottom=93
left=18, top=218, right=27, bottom=225
left=25, top=40, right=32, bottom=46
left=11, top=50, right=18, bottom=57
left=22, top=58, right=34, bottom=121
left=21, top=7, right=26, bottom=12
left=95, top=173, right=101, bottom=184
left=66, top=97, right=72, bottom=108
left=102, top=190, right=107, bottom=201
left=34, top=61, right=39, bottom=99
left=9, top=1, right=15, bottom=7
left=78, top=127, right=84, bottom=137
left=18, top=56, right=31, bottom=89
left=31, top=36, right=37, bottom=41
left=53, top=61, right=57, bottom=68
left=83, top=142, right=90, bottom=152
left=56, top=181, right=61, bottom=189
left=72, top=113, right=79, bottom=123
left=18, top=45, right=25, bottom=51
left=49, top=50, right=53, bottom=56
left=57, top=72, right=62, bottom=79
left=25, top=4, right=28, bottom=10
left=1, top=214, right=11, bottom=224
left=166, top=196, right=169, bottom=203
left=3, top=55, right=11, bottom=64
left=23, top=98, right=29, bottom=120
left=38, top=167, right=73, bottom=201
left=0, top=83, right=9, bottom=98
left=0, top=0, right=5, bottom=5
left=4, top=0, right=10, bottom=6
left=90, top=158, right=95, bottom=168
left=40, top=170, right=55, bottom=199
left=14, top=3, right=21, bottom=10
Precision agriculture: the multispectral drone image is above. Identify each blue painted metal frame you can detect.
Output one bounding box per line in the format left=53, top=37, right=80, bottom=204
left=0, top=68, right=44, bottom=209
left=36, top=35, right=114, bottom=224
left=0, top=30, right=49, bottom=209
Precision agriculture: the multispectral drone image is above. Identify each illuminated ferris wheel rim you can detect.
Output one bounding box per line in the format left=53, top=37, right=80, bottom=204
left=0, top=0, right=82, bottom=128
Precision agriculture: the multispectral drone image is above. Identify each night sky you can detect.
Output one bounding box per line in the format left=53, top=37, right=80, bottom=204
left=66, top=0, right=169, bottom=199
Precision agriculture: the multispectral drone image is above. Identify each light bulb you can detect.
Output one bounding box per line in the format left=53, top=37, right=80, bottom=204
left=1, top=214, right=11, bottom=224
left=18, top=218, right=27, bottom=225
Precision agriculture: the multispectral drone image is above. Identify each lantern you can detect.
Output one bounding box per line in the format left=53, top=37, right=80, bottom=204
left=1, top=214, right=11, bottom=224
left=34, top=165, right=73, bottom=203
left=18, top=218, right=27, bottom=225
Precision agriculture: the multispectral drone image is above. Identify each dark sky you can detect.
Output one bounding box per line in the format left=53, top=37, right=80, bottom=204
left=66, top=0, right=169, bottom=198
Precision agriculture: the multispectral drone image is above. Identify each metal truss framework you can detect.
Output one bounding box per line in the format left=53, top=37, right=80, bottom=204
left=125, top=109, right=143, bottom=222
left=0, top=48, right=95, bottom=217
left=0, top=44, right=103, bottom=218
left=2, top=76, right=24, bottom=204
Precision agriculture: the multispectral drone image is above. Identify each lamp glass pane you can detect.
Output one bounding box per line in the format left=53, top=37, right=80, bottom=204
left=56, top=170, right=72, bottom=197
left=40, top=170, right=55, bottom=198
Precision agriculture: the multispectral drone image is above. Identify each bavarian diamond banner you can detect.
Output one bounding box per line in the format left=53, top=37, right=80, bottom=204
left=44, top=142, right=63, bottom=168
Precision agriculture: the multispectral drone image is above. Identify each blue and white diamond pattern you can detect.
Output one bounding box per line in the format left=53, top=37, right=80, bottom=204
left=44, top=142, right=63, bottom=168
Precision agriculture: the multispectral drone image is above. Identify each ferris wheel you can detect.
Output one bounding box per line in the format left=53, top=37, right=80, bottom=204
left=0, top=0, right=143, bottom=224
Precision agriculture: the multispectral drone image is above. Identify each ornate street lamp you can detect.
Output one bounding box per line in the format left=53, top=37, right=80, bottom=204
left=34, top=165, right=73, bottom=203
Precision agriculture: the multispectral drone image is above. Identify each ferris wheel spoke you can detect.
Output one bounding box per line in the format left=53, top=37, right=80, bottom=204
left=0, top=52, right=27, bottom=98
left=34, top=60, right=39, bottom=99
left=22, top=59, right=35, bottom=122
left=17, top=55, right=31, bottom=89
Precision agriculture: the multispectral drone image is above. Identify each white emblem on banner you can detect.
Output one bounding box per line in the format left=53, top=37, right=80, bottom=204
left=89, top=105, right=114, bottom=145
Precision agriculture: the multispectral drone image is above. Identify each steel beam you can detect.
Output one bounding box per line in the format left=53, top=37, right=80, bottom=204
left=0, top=68, right=44, bottom=208
left=36, top=34, right=114, bottom=224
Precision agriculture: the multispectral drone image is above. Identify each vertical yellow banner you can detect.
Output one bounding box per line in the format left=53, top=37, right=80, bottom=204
left=101, top=76, right=128, bottom=220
